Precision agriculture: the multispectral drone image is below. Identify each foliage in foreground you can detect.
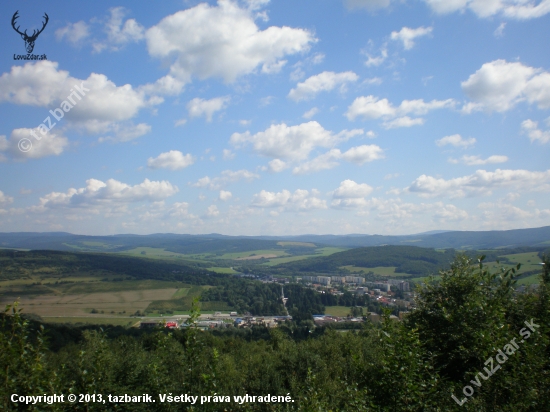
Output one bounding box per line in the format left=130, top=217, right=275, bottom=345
left=1, top=255, right=549, bottom=411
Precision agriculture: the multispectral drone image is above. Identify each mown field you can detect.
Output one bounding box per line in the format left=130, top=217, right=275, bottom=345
left=323, top=306, right=354, bottom=317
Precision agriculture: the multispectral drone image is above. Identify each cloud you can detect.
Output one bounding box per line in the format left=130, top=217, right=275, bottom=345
left=268, top=159, right=289, bottom=172
left=521, top=119, right=550, bottom=144
left=423, top=0, right=550, bottom=20
left=223, top=149, right=236, bottom=160
left=55, top=21, right=90, bottom=45
left=341, top=144, right=385, bottom=164
left=204, top=205, right=220, bottom=218
left=0, top=128, right=69, bottom=160
left=344, top=0, right=392, bottom=11
left=0, top=61, right=155, bottom=140
left=219, top=190, right=233, bottom=201
left=436, top=134, right=477, bottom=148
left=97, top=123, right=151, bottom=143
left=292, top=145, right=384, bottom=175
left=328, top=180, right=374, bottom=208
left=390, top=26, right=433, bottom=50
left=494, top=22, right=506, bottom=38
left=191, top=169, right=260, bottom=190
left=449, top=155, right=509, bottom=165
left=187, top=96, right=230, bottom=122
left=139, top=75, right=185, bottom=97
left=382, top=116, right=424, bottom=129
left=288, top=71, right=359, bottom=101
left=145, top=1, right=315, bottom=85
left=364, top=47, right=388, bottom=67
left=292, top=149, right=342, bottom=175
left=333, top=180, right=374, bottom=198
left=346, top=96, right=395, bottom=120
left=346, top=95, right=455, bottom=127
left=251, top=189, right=326, bottom=211
left=302, top=107, right=319, bottom=119
left=0, top=191, right=14, bottom=207
left=433, top=203, right=469, bottom=221
left=92, top=7, right=145, bottom=52
left=147, top=151, right=195, bottom=170
left=407, top=168, right=550, bottom=198
left=461, top=59, right=550, bottom=112
left=33, top=178, right=179, bottom=211
left=230, top=121, right=364, bottom=162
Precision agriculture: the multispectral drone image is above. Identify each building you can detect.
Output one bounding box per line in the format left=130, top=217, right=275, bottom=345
left=345, top=276, right=365, bottom=284
left=370, top=282, right=391, bottom=292
left=140, top=320, right=161, bottom=329
left=302, top=275, right=331, bottom=286
left=317, top=276, right=331, bottom=286
left=398, top=281, right=410, bottom=292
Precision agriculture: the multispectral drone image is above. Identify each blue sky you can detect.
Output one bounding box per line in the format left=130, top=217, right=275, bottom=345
left=0, top=0, right=549, bottom=236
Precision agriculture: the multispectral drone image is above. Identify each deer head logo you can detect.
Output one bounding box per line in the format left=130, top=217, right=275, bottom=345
left=11, top=11, right=49, bottom=54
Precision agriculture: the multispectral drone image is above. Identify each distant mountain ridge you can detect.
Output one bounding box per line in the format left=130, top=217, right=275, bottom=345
left=0, top=226, right=549, bottom=252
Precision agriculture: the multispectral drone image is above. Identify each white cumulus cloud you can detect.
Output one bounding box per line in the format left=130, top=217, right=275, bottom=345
left=0, top=61, right=155, bottom=140
left=147, top=151, right=195, bottom=170
left=55, top=21, right=90, bottom=45
left=292, top=145, right=384, bottom=175
left=219, top=190, right=233, bottom=201
left=423, top=0, right=550, bottom=20
left=461, top=59, right=550, bottom=112
left=230, top=121, right=364, bottom=162
left=191, top=169, right=260, bottom=190
left=33, top=178, right=179, bottom=211
left=288, top=71, right=359, bottom=101
left=521, top=119, right=550, bottom=144
left=390, top=26, right=433, bottom=50
left=251, top=189, right=327, bottom=211
left=145, top=1, right=315, bottom=85
left=346, top=95, right=455, bottom=128
left=448, top=155, right=509, bottom=165
left=0, top=128, right=69, bottom=160
left=92, top=7, right=145, bottom=52
left=408, top=169, right=550, bottom=198
left=436, top=134, right=477, bottom=148
left=187, top=96, right=230, bottom=122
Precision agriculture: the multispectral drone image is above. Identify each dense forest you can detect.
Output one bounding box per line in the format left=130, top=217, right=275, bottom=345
left=0, top=250, right=211, bottom=281
left=273, top=245, right=549, bottom=276
left=201, top=279, right=287, bottom=315
left=2, top=254, right=549, bottom=411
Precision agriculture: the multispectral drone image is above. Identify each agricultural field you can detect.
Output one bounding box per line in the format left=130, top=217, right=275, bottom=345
left=517, top=274, right=543, bottom=286
left=262, top=247, right=347, bottom=266
left=341, top=265, right=410, bottom=277
left=42, top=317, right=139, bottom=326
left=144, top=285, right=230, bottom=314
left=276, top=241, right=316, bottom=247
left=218, top=249, right=289, bottom=260
left=117, top=247, right=208, bottom=264
left=0, top=288, right=178, bottom=317
left=498, top=252, right=545, bottom=272
left=207, top=267, right=239, bottom=274
left=262, top=255, right=316, bottom=266
left=324, top=306, right=354, bottom=317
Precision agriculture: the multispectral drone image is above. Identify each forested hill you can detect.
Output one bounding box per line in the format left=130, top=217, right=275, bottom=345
left=0, top=250, right=213, bottom=283
left=274, top=245, right=455, bottom=275
left=276, top=245, right=550, bottom=276
left=1, top=225, right=550, bottom=253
